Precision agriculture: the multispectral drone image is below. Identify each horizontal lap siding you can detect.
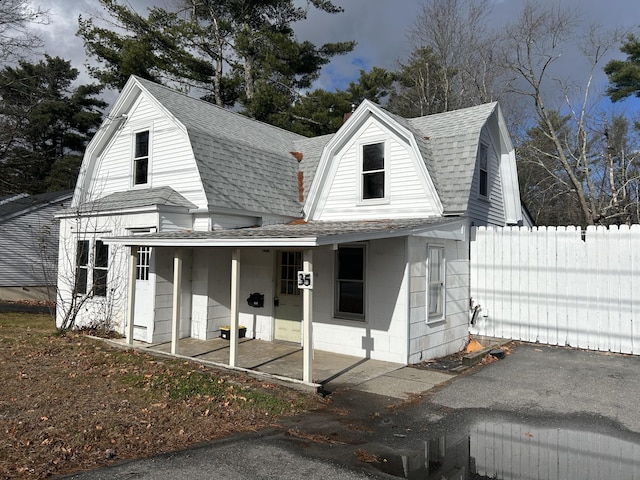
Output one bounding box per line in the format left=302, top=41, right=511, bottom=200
left=312, top=238, right=409, bottom=364
left=91, top=94, right=206, bottom=209
left=0, top=203, right=63, bottom=286
left=468, top=127, right=505, bottom=226
left=471, top=225, right=640, bottom=354
left=408, top=236, right=469, bottom=363
left=316, top=120, right=439, bottom=221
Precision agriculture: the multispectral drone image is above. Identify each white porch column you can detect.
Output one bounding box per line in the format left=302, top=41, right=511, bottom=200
left=302, top=249, right=314, bottom=383
left=171, top=248, right=183, bottom=355
left=229, top=248, right=241, bottom=367
left=126, top=246, right=138, bottom=345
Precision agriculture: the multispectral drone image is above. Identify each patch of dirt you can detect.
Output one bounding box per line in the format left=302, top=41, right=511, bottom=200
left=414, top=342, right=514, bottom=372
left=0, top=313, right=324, bottom=479
left=416, top=350, right=467, bottom=371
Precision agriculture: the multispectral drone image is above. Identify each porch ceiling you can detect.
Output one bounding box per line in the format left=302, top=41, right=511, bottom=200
left=102, top=216, right=467, bottom=247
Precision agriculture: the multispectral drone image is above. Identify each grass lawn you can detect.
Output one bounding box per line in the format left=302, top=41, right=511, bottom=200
left=0, top=313, right=322, bottom=479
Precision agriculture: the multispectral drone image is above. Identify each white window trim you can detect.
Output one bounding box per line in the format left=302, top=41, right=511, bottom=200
left=478, top=143, right=489, bottom=199
left=74, top=237, right=110, bottom=298
left=357, top=138, right=390, bottom=205
left=426, top=244, right=446, bottom=323
left=131, top=127, right=152, bottom=188
left=334, top=243, right=367, bottom=322
left=136, top=246, right=151, bottom=281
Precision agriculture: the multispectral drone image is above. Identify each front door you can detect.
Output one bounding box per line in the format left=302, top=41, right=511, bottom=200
left=134, top=246, right=154, bottom=342
left=274, top=251, right=303, bottom=343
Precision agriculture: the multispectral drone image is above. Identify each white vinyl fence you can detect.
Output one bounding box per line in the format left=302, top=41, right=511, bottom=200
left=470, top=225, right=640, bottom=354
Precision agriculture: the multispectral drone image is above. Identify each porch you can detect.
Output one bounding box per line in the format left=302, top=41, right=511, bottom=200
left=120, top=336, right=454, bottom=398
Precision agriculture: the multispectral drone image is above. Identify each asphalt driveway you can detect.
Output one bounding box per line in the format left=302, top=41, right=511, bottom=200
left=61, top=343, right=640, bottom=479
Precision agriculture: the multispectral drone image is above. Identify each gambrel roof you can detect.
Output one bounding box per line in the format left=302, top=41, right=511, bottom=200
left=408, top=102, right=500, bottom=214
left=298, top=100, right=503, bottom=217
left=134, top=78, right=303, bottom=218
left=79, top=76, right=514, bottom=222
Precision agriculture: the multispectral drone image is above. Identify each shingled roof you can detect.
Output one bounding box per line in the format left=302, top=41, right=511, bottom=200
left=0, top=191, right=73, bottom=223
left=129, top=77, right=498, bottom=218
left=292, top=102, right=497, bottom=215
left=136, top=78, right=305, bottom=218
left=78, top=186, right=197, bottom=213
left=408, top=102, right=498, bottom=214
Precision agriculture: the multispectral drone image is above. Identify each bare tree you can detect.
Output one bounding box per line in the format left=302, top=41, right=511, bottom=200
left=502, top=1, right=630, bottom=226
left=0, top=0, right=48, bottom=64
left=408, top=0, right=504, bottom=110
left=55, top=180, right=129, bottom=334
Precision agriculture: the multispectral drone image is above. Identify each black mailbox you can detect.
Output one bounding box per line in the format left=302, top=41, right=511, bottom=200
left=247, top=292, right=264, bottom=308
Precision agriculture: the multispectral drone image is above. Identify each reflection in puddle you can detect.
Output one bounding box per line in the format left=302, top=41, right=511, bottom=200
left=375, top=422, right=640, bottom=479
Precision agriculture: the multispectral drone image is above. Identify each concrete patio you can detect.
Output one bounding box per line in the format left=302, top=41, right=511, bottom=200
left=116, top=336, right=455, bottom=399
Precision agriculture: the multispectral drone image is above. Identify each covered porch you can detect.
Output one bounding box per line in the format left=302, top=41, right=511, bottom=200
left=117, top=336, right=454, bottom=398
left=103, top=217, right=468, bottom=387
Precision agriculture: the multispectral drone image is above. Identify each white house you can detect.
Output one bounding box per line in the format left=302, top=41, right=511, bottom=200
left=57, top=76, right=524, bottom=382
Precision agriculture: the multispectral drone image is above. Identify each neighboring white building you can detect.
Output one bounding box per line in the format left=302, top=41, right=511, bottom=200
left=0, top=190, right=72, bottom=302
left=57, top=76, right=524, bottom=378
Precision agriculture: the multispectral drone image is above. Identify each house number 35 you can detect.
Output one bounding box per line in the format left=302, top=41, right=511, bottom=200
left=297, top=271, right=313, bottom=289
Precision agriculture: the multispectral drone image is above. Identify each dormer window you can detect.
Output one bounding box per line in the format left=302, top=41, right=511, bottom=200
left=362, top=142, right=385, bottom=200
left=134, top=130, right=149, bottom=185
left=479, top=143, right=488, bottom=198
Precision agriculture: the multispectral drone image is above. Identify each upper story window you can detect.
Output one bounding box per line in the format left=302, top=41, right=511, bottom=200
left=362, top=142, right=385, bottom=200
left=479, top=143, right=488, bottom=198
left=134, top=130, right=149, bottom=186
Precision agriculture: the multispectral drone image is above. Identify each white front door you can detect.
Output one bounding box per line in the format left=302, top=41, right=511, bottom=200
left=274, top=251, right=303, bottom=343
left=134, top=246, right=154, bottom=342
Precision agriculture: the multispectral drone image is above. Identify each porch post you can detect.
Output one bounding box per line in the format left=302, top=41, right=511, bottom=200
left=126, top=246, right=138, bottom=345
left=302, top=249, right=314, bottom=383
left=171, top=248, right=183, bottom=355
left=229, top=248, right=241, bottom=367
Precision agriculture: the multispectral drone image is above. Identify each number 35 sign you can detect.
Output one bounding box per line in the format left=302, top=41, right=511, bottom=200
left=297, top=271, right=313, bottom=289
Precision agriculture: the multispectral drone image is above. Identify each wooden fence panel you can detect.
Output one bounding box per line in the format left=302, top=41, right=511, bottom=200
left=470, top=225, right=640, bottom=354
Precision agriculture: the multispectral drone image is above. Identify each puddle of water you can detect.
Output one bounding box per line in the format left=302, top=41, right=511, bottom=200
left=371, top=421, right=640, bottom=479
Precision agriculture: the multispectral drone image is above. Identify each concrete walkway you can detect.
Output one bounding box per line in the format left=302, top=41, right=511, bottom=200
left=111, top=336, right=455, bottom=400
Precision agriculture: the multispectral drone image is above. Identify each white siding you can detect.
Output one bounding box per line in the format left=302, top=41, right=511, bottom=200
left=468, top=126, right=506, bottom=226
left=56, top=214, right=132, bottom=331
left=206, top=248, right=232, bottom=339
left=89, top=93, right=207, bottom=209
left=159, top=212, right=193, bottom=232
left=56, top=211, right=161, bottom=333
left=152, top=247, right=192, bottom=343
left=407, top=236, right=469, bottom=363
left=238, top=249, right=276, bottom=340
left=313, top=118, right=440, bottom=221
left=312, top=238, right=409, bottom=364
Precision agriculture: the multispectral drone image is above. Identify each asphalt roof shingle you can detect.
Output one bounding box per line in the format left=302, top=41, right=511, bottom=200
left=130, top=77, right=498, bottom=219
left=136, top=78, right=305, bottom=217
left=79, top=186, right=197, bottom=212
left=0, top=191, right=73, bottom=222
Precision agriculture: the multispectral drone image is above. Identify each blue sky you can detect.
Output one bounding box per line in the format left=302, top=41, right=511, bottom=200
left=33, top=0, right=640, bottom=112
